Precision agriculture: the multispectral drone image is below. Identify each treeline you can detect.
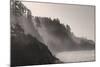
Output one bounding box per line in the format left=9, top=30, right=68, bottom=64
left=10, top=0, right=31, bottom=17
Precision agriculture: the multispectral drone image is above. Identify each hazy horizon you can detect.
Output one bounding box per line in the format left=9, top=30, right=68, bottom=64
left=22, top=1, right=95, bottom=41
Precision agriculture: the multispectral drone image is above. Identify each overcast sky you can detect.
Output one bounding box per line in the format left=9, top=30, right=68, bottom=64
left=22, top=1, right=95, bottom=41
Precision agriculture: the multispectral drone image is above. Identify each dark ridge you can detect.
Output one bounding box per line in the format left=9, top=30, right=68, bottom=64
left=11, top=23, right=61, bottom=66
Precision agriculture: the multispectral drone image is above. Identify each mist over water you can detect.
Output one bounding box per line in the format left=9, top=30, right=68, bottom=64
left=56, top=50, right=95, bottom=62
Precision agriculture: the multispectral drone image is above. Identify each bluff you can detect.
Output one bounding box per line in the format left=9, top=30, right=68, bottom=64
left=11, top=0, right=60, bottom=66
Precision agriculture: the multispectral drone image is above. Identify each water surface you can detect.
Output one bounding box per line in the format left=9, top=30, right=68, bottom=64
left=56, top=50, right=95, bottom=62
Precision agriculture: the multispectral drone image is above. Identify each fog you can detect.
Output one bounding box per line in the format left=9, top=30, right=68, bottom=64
left=22, top=1, right=95, bottom=41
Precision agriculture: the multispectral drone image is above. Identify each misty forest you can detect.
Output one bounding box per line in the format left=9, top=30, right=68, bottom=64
left=11, top=0, right=95, bottom=67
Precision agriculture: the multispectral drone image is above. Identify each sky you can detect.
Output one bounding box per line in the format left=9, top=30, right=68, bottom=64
left=22, top=1, right=95, bottom=41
